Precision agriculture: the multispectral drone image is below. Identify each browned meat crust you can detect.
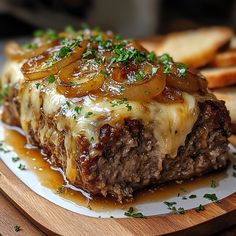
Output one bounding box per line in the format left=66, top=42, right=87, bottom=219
left=2, top=89, right=231, bottom=200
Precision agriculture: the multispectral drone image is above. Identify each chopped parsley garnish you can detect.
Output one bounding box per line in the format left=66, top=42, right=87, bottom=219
left=87, top=204, right=92, bottom=210
left=147, top=51, right=157, bottom=62
left=70, top=81, right=78, bottom=86
left=48, top=75, right=56, bottom=83
left=164, top=201, right=177, bottom=208
left=14, top=225, right=22, bottom=232
left=233, top=152, right=236, bottom=155
left=34, top=29, right=60, bottom=40
left=84, top=111, right=93, bottom=118
left=12, top=157, right=20, bottom=162
left=177, top=63, right=188, bottom=78
left=158, top=53, right=173, bottom=64
left=164, top=201, right=185, bottom=214
left=203, top=193, right=218, bottom=202
left=0, top=86, right=9, bottom=105
left=74, top=106, right=82, bottom=115
left=182, top=196, right=187, bottom=200
left=124, top=207, right=147, bottom=218
left=23, top=42, right=38, bottom=50
left=83, top=48, right=96, bottom=60
left=90, top=136, right=95, bottom=142
left=66, top=101, right=71, bottom=107
left=119, top=85, right=126, bottom=93
left=158, top=53, right=173, bottom=74
left=163, top=63, right=172, bottom=74
left=45, top=29, right=60, bottom=40
left=100, top=70, right=110, bottom=79
left=195, top=204, right=205, bottom=212
left=110, top=98, right=132, bottom=111
left=233, top=164, right=236, bottom=170
left=34, top=29, right=44, bottom=37
left=65, top=25, right=75, bottom=34
left=0, top=142, right=10, bottom=153
left=18, top=164, right=26, bottom=170
left=135, top=70, right=145, bottom=81
left=189, top=194, right=197, bottom=199
left=35, top=83, right=41, bottom=89
left=210, top=180, right=218, bottom=188
left=233, top=172, right=236, bottom=178
left=45, top=39, right=81, bottom=67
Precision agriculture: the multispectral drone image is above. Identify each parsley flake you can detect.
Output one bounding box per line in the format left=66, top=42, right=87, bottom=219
left=124, top=207, right=147, bottom=218
left=147, top=51, right=157, bottom=62
left=195, top=204, right=205, bottom=212
left=18, top=164, right=27, bottom=170
left=100, top=70, right=110, bottom=78
left=84, top=112, right=93, bottom=118
left=48, top=75, right=56, bottom=83
left=210, top=180, right=218, bottom=188
left=110, top=98, right=132, bottom=111
left=135, top=70, right=145, bottom=81
left=23, top=42, right=38, bottom=50
left=12, top=157, right=20, bottom=162
left=74, top=106, right=82, bottom=115
left=177, top=63, right=188, bottom=78
left=14, top=225, right=22, bottom=232
left=203, top=193, right=218, bottom=202
left=189, top=194, right=197, bottom=199
left=35, top=83, right=41, bottom=89
left=119, top=85, right=125, bottom=93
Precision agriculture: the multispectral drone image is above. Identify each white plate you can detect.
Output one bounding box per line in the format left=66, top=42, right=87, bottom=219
left=1, top=121, right=236, bottom=218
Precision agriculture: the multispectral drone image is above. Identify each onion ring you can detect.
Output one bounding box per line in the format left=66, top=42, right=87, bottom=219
left=57, top=61, right=105, bottom=98
left=4, top=40, right=59, bottom=61
left=21, top=40, right=88, bottom=80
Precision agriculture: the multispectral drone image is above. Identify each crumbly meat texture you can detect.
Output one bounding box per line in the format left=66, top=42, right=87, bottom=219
left=2, top=87, right=231, bottom=201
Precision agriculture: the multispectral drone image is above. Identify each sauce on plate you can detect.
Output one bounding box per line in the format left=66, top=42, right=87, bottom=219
left=3, top=126, right=228, bottom=212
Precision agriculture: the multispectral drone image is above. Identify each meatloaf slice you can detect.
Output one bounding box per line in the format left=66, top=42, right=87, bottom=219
left=1, top=75, right=231, bottom=200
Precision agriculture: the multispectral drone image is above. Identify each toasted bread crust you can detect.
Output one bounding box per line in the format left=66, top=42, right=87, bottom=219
left=211, top=50, right=236, bottom=67
left=201, top=67, right=236, bottom=88
left=213, top=86, right=236, bottom=133
left=139, top=27, right=233, bottom=68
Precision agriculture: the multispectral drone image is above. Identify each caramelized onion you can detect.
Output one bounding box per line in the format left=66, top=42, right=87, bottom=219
left=4, top=40, right=59, bottom=61
left=22, top=40, right=88, bottom=80
left=166, top=66, right=207, bottom=93
left=57, top=61, right=105, bottom=98
left=103, top=71, right=166, bottom=100
left=155, top=86, right=184, bottom=103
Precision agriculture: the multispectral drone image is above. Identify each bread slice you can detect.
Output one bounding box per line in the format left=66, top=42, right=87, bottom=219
left=211, top=50, right=236, bottom=67
left=201, top=67, right=236, bottom=88
left=138, top=36, right=163, bottom=54
left=230, top=36, right=236, bottom=50
left=139, top=27, right=233, bottom=68
left=229, top=135, right=236, bottom=146
left=213, top=86, right=236, bottom=133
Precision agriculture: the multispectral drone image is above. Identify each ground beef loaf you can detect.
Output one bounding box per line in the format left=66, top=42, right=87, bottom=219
left=2, top=92, right=231, bottom=201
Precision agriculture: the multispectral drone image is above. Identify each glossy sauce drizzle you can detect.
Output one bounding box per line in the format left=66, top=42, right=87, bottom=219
left=3, top=126, right=228, bottom=212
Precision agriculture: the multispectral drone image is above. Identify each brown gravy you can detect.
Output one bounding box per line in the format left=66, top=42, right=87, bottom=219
left=3, top=126, right=228, bottom=212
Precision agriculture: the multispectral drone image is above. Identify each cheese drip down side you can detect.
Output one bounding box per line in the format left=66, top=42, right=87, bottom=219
left=1, top=61, right=199, bottom=183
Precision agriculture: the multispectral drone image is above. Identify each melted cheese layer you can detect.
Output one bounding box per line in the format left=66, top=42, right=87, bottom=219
left=2, top=61, right=199, bottom=157
left=2, top=61, right=199, bottom=181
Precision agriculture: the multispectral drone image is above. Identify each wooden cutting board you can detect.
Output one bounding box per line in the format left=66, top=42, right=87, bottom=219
left=0, top=159, right=236, bottom=236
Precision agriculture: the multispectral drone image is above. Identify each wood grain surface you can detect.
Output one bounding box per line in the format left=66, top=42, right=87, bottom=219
left=0, top=159, right=236, bottom=236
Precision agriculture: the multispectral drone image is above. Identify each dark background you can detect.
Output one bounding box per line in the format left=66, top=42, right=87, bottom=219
left=0, top=0, right=235, bottom=38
